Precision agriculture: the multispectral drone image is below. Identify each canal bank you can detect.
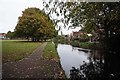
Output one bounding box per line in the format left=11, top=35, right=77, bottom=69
left=2, top=42, right=66, bottom=79
left=57, top=44, right=90, bottom=78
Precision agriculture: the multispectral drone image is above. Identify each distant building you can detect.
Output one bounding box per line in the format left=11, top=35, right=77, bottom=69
left=0, top=33, right=6, bottom=40
left=70, top=30, right=87, bottom=39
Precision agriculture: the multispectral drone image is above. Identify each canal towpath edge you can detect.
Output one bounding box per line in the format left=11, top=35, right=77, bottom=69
left=2, top=42, right=65, bottom=79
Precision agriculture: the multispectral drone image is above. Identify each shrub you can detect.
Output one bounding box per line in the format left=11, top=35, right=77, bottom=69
left=79, top=38, right=89, bottom=42
left=71, top=40, right=80, bottom=47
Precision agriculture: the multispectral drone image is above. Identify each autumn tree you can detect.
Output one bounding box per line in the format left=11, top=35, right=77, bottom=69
left=15, top=7, right=56, bottom=41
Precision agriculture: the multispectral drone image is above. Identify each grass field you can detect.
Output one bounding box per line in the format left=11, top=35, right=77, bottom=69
left=2, top=40, right=41, bottom=63
left=42, top=42, right=59, bottom=61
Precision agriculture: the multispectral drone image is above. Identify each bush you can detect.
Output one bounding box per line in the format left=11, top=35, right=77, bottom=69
left=79, top=38, right=89, bottom=42
left=73, top=37, right=89, bottom=42
left=79, top=42, right=100, bottom=50
left=71, top=40, right=100, bottom=50
left=71, top=40, right=80, bottom=47
left=79, top=42, right=90, bottom=48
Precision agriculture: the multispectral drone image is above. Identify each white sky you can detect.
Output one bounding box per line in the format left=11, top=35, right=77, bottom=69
left=0, top=0, right=80, bottom=35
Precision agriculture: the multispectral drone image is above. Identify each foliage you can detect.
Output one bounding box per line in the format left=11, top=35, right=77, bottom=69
left=53, top=36, right=59, bottom=44
left=79, top=38, right=89, bottom=42
left=6, top=31, right=15, bottom=39
left=15, top=7, right=56, bottom=41
left=54, top=35, right=68, bottom=44
left=71, top=41, right=100, bottom=50
left=42, top=42, right=59, bottom=61
left=70, top=60, right=104, bottom=80
left=73, top=37, right=89, bottom=42
left=43, top=1, right=80, bottom=30
left=70, top=50, right=120, bottom=80
left=79, top=42, right=100, bottom=50
left=43, top=2, right=120, bottom=51
left=2, top=40, right=41, bottom=63
left=59, top=36, right=66, bottom=44
left=78, top=3, right=120, bottom=51
left=43, top=2, right=120, bottom=79
left=70, top=40, right=80, bottom=47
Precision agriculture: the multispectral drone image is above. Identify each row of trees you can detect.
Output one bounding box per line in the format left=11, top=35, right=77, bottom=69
left=7, top=7, right=57, bottom=41
left=6, top=1, right=120, bottom=79
left=42, top=1, right=120, bottom=79
left=43, top=1, right=120, bottom=51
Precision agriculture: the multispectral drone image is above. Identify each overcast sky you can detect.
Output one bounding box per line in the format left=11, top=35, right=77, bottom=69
left=0, top=0, right=80, bottom=35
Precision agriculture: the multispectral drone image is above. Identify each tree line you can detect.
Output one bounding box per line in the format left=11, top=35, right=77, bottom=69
left=43, top=1, right=120, bottom=51
left=43, top=1, right=120, bottom=79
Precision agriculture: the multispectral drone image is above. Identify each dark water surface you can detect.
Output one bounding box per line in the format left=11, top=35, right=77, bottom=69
left=57, top=44, right=120, bottom=79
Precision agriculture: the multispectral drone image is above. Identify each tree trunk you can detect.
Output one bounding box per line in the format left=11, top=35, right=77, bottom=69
left=27, top=36, right=29, bottom=41
left=32, top=37, right=35, bottom=42
left=37, top=38, right=39, bottom=42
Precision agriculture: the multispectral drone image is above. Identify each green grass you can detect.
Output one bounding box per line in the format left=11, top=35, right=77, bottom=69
left=42, top=42, right=59, bottom=61
left=0, top=40, right=2, bottom=52
left=79, top=42, right=100, bottom=50
left=79, top=42, right=93, bottom=48
left=71, top=40, right=100, bottom=50
left=2, top=40, right=41, bottom=63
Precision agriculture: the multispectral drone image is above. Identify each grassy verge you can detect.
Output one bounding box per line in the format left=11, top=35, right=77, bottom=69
left=42, top=42, right=66, bottom=79
left=79, top=42, right=97, bottom=49
left=42, top=42, right=59, bottom=61
left=71, top=40, right=100, bottom=50
left=2, top=40, right=41, bottom=63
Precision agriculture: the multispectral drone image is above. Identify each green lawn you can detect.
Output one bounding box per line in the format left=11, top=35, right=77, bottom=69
left=79, top=42, right=100, bottom=50
left=2, top=40, right=41, bottom=63
left=42, top=42, right=59, bottom=61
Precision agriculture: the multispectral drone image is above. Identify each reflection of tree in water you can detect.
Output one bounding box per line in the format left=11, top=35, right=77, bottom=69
left=70, top=50, right=120, bottom=80
left=70, top=58, right=104, bottom=80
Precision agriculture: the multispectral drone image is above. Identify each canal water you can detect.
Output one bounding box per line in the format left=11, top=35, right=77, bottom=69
left=57, top=44, right=91, bottom=78
left=57, top=44, right=120, bottom=79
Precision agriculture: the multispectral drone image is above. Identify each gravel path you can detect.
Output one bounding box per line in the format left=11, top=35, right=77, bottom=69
left=2, top=42, right=64, bottom=79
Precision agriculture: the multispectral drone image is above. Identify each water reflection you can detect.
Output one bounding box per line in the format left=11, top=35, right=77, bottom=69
left=70, top=50, right=120, bottom=80
left=57, top=44, right=89, bottom=78
left=57, top=44, right=120, bottom=79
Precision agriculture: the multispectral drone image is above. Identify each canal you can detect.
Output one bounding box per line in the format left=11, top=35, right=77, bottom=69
left=57, top=44, right=93, bottom=78
left=57, top=44, right=120, bottom=79
left=57, top=44, right=120, bottom=80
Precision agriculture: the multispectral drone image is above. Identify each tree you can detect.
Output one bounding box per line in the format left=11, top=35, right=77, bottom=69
left=6, top=31, right=15, bottom=39
left=75, top=3, right=120, bottom=51
left=72, top=3, right=120, bottom=80
left=43, top=2, right=120, bottom=79
left=15, top=7, right=56, bottom=41
left=43, top=2, right=120, bottom=50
